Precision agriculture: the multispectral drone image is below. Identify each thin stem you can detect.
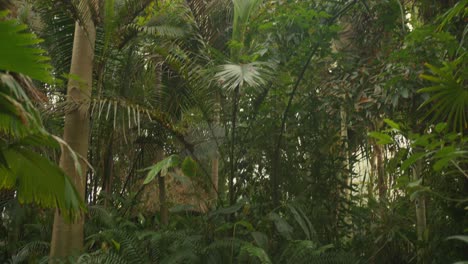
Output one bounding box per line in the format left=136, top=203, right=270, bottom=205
left=230, top=84, right=240, bottom=206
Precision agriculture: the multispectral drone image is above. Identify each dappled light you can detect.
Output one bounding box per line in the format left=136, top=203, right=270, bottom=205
left=0, top=0, right=466, bottom=263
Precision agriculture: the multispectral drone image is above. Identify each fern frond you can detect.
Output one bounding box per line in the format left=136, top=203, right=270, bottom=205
left=11, top=241, right=50, bottom=264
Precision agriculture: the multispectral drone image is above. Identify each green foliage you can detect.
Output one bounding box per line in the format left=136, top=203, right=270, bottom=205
left=419, top=56, right=468, bottom=133
left=2, top=0, right=467, bottom=263
left=0, top=11, right=52, bottom=83
left=142, top=154, right=181, bottom=184
left=0, top=13, right=84, bottom=219
left=142, top=154, right=200, bottom=184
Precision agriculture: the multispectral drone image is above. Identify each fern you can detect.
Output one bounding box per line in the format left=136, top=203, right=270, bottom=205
left=10, top=241, right=50, bottom=264
left=76, top=251, right=128, bottom=264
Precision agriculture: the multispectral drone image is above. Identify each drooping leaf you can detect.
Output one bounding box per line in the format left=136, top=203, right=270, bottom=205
left=401, top=152, right=426, bottom=171
left=142, top=154, right=181, bottom=184
left=251, top=231, right=269, bottom=251
left=268, top=212, right=293, bottom=240
left=446, top=235, right=468, bottom=244
left=368, top=131, right=393, bottom=145
left=1, top=147, right=84, bottom=219
left=383, top=119, right=401, bottom=130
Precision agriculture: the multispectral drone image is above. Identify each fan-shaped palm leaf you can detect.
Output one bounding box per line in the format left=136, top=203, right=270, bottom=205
left=419, top=56, right=468, bottom=133
left=215, top=61, right=275, bottom=91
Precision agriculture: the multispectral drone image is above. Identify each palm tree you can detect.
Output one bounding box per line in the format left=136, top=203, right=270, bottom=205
left=49, top=1, right=98, bottom=259
left=0, top=5, right=84, bottom=234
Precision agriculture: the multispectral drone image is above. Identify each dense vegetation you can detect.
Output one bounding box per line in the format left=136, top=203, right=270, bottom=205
left=0, top=0, right=467, bottom=263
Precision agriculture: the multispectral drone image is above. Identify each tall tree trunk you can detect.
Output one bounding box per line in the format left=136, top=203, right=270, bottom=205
left=229, top=85, right=240, bottom=206
left=413, top=159, right=427, bottom=263
left=49, top=13, right=96, bottom=260
left=211, top=93, right=220, bottom=205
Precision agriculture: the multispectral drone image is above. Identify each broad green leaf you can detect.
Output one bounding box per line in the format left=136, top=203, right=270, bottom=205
left=1, top=147, right=84, bottom=219
left=446, top=235, right=468, bottom=244
left=433, top=157, right=452, bottom=171
left=181, top=157, right=197, bottom=178
left=235, top=220, right=254, bottom=231
left=413, top=135, right=431, bottom=147
left=384, top=119, right=401, bottom=130
left=111, top=239, right=120, bottom=251
left=395, top=175, right=410, bottom=189
left=239, top=243, right=272, bottom=264
left=402, top=152, right=425, bottom=171
left=368, top=131, right=393, bottom=145
left=435, top=123, right=448, bottom=133
left=208, top=199, right=247, bottom=217
left=251, top=231, right=269, bottom=250
left=434, top=146, right=457, bottom=158
left=407, top=178, right=422, bottom=188
left=419, top=74, right=442, bottom=83
left=287, top=204, right=314, bottom=240
left=268, top=212, right=293, bottom=240
left=142, top=154, right=181, bottom=184
left=314, top=244, right=334, bottom=255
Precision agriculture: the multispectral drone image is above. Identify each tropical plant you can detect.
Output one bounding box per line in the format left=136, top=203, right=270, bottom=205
left=0, top=10, right=84, bottom=218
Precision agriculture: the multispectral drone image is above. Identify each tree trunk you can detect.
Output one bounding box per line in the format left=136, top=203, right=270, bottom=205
left=211, top=93, right=220, bottom=205
left=374, top=143, right=386, bottom=201
left=156, top=148, right=168, bottom=226
left=229, top=85, right=240, bottom=206
left=49, top=14, right=96, bottom=260
left=102, top=136, right=114, bottom=207
left=413, top=159, right=427, bottom=263
left=340, top=105, right=351, bottom=196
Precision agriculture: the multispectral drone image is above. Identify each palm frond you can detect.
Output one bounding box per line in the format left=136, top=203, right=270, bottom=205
left=418, top=56, right=468, bottom=133
left=215, top=61, right=276, bottom=91
left=0, top=14, right=84, bottom=219
left=34, top=0, right=76, bottom=78
left=0, top=11, right=52, bottom=83
left=11, top=241, right=50, bottom=264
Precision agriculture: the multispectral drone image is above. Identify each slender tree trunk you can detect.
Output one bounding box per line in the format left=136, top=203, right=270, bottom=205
left=340, top=106, right=351, bottom=196
left=158, top=173, right=168, bottom=225
left=155, top=148, right=168, bottom=226
left=413, top=159, right=427, bottom=263
left=229, top=85, right=240, bottom=206
left=211, top=93, right=220, bottom=205
left=49, top=13, right=96, bottom=260
left=211, top=153, right=219, bottom=196
left=153, top=55, right=168, bottom=226
left=374, top=143, right=386, bottom=200
left=102, top=135, right=114, bottom=207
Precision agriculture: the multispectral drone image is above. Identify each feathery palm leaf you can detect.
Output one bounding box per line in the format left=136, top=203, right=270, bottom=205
left=0, top=11, right=52, bottom=83
left=0, top=13, right=84, bottom=219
